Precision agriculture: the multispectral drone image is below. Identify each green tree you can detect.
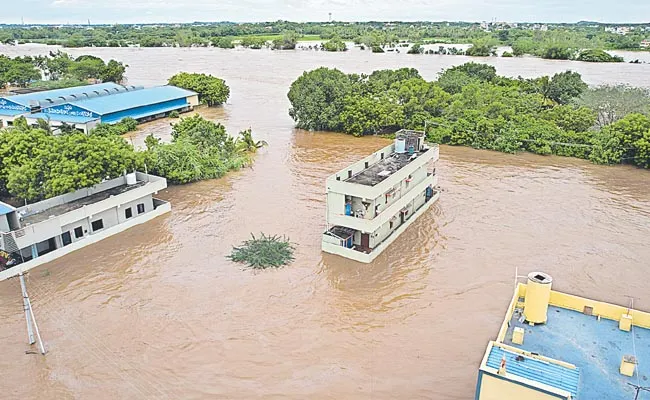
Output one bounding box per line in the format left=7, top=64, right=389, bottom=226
left=407, top=43, right=424, bottom=54
left=272, top=31, right=298, bottom=50
left=575, top=85, right=650, bottom=128
left=539, top=71, right=587, bottom=105
left=575, top=49, right=623, bottom=63
left=323, top=37, right=347, bottom=52
left=99, top=59, right=127, bottom=83
left=168, top=72, right=230, bottom=106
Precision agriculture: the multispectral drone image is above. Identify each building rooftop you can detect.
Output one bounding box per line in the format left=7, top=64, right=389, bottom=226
left=346, top=148, right=431, bottom=186
left=504, top=305, right=650, bottom=399
left=56, top=86, right=196, bottom=116
left=1, top=83, right=125, bottom=108
left=20, top=181, right=146, bottom=226
left=486, top=343, right=580, bottom=398
left=28, top=112, right=98, bottom=124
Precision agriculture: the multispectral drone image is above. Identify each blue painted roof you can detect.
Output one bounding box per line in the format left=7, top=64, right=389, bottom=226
left=0, top=201, right=15, bottom=216
left=1, top=83, right=124, bottom=108
left=61, top=86, right=196, bottom=116
left=28, top=112, right=98, bottom=124
left=504, top=306, right=650, bottom=399
left=486, top=346, right=580, bottom=398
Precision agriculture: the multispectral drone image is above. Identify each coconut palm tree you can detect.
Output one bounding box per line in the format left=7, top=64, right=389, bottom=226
left=236, top=129, right=267, bottom=153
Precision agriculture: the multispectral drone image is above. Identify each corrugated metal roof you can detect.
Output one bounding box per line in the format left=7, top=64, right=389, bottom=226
left=0, top=201, right=15, bottom=216
left=64, top=86, right=197, bottom=116
left=1, top=83, right=124, bottom=107
left=486, top=346, right=580, bottom=398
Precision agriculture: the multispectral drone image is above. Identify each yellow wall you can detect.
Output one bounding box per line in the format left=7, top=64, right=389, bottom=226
left=478, top=374, right=558, bottom=400
left=549, top=291, right=650, bottom=329
left=478, top=373, right=565, bottom=400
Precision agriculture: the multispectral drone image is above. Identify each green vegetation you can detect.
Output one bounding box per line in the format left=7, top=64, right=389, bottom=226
left=465, top=39, right=496, bottom=56
left=3, top=21, right=646, bottom=61
left=168, top=72, right=230, bottom=106
left=0, top=51, right=127, bottom=88
left=287, top=62, right=650, bottom=168
left=407, top=43, right=424, bottom=54
left=0, top=113, right=262, bottom=201
left=323, top=37, right=347, bottom=52
left=145, top=115, right=249, bottom=184
left=228, top=233, right=295, bottom=269
left=168, top=110, right=180, bottom=118
left=575, top=49, right=624, bottom=63
left=272, top=31, right=299, bottom=50
left=0, top=116, right=141, bottom=201
left=501, top=51, right=514, bottom=57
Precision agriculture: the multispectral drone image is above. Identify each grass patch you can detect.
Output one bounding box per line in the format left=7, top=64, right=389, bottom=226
left=228, top=233, right=295, bottom=269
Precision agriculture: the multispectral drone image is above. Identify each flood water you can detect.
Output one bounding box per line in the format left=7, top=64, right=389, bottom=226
left=1, top=45, right=650, bottom=399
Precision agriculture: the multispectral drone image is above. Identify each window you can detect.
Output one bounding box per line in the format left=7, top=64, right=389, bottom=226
left=137, top=203, right=145, bottom=214
left=381, top=153, right=384, bottom=160
left=74, top=226, right=84, bottom=239
left=348, top=170, right=352, bottom=179
left=62, top=231, right=72, bottom=246
left=364, top=161, right=369, bottom=169
left=336, top=176, right=340, bottom=181
left=91, top=219, right=104, bottom=231
left=389, top=221, right=394, bottom=229
left=125, top=207, right=133, bottom=219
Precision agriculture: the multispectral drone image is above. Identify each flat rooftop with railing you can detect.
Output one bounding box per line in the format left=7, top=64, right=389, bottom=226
left=21, top=181, right=146, bottom=226
left=477, top=273, right=650, bottom=400
left=347, top=147, right=432, bottom=187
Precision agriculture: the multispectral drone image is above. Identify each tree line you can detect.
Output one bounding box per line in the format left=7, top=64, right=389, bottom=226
left=2, top=21, right=647, bottom=57
left=0, top=51, right=127, bottom=88
left=0, top=74, right=267, bottom=203
left=287, top=63, right=650, bottom=168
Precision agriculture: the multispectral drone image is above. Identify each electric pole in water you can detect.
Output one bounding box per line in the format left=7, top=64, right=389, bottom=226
left=18, top=273, right=46, bottom=355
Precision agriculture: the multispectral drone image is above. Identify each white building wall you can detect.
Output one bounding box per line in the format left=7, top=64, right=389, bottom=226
left=116, top=195, right=154, bottom=224
left=61, top=218, right=91, bottom=244
left=0, top=215, right=10, bottom=233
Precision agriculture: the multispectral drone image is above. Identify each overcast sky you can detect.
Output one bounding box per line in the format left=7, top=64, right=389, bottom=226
left=3, top=0, right=649, bottom=25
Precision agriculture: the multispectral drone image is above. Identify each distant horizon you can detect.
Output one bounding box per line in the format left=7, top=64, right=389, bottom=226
left=2, top=0, right=649, bottom=26
left=2, top=20, right=650, bottom=27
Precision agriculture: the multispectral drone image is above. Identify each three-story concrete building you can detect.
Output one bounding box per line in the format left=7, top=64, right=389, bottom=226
left=322, top=130, right=440, bottom=263
left=0, top=172, right=170, bottom=280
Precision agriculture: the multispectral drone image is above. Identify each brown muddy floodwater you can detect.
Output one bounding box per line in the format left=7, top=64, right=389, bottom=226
left=1, top=45, right=650, bottom=399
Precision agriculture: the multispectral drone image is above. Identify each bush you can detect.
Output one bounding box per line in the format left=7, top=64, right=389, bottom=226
left=323, top=38, right=347, bottom=52
left=575, top=49, right=624, bottom=63
left=168, top=110, right=180, bottom=118
left=228, top=233, right=295, bottom=269
left=168, top=72, right=230, bottom=106
left=372, top=46, right=384, bottom=53
left=502, top=51, right=513, bottom=58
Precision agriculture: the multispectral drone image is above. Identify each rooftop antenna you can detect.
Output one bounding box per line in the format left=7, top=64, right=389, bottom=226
left=329, top=12, right=332, bottom=22
left=627, top=383, right=650, bottom=400
left=21, top=16, right=24, bottom=25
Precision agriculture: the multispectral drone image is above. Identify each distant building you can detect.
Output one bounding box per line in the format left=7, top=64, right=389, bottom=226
left=0, top=83, right=198, bottom=133
left=475, top=272, right=650, bottom=399
left=0, top=172, right=170, bottom=280
left=322, top=130, right=440, bottom=263
left=641, top=39, right=650, bottom=48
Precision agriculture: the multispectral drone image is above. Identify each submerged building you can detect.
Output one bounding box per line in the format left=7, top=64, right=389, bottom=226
left=476, top=272, right=650, bottom=399
left=0, top=83, right=198, bottom=133
left=322, top=130, right=440, bottom=263
left=0, top=172, right=170, bottom=280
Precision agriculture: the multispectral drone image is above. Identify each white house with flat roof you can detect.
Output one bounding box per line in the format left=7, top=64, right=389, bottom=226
left=0, top=172, right=170, bottom=280
left=322, top=130, right=440, bottom=263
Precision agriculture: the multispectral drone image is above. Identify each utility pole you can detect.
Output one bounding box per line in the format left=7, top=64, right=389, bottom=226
left=18, top=273, right=46, bottom=355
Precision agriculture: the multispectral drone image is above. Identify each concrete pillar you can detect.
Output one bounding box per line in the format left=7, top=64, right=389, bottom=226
left=30, top=244, right=38, bottom=259
left=54, top=236, right=63, bottom=250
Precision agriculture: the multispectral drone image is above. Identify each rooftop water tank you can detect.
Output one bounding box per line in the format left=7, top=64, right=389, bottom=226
left=395, top=137, right=406, bottom=154
left=523, top=272, right=553, bottom=324
left=126, top=172, right=137, bottom=185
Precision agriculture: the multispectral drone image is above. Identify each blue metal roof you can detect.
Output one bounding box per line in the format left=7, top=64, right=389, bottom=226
left=1, top=83, right=124, bottom=108
left=61, top=86, right=196, bottom=116
left=504, top=305, right=650, bottom=399
left=486, top=346, right=580, bottom=398
left=0, top=201, right=15, bottom=216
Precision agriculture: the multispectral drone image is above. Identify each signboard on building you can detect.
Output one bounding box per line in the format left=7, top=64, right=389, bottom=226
left=41, top=104, right=98, bottom=119
left=0, top=98, right=28, bottom=112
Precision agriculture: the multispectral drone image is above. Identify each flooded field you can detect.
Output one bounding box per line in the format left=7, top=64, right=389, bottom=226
left=1, top=45, right=650, bottom=399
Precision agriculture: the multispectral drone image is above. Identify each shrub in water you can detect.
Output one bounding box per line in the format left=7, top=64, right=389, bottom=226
left=228, top=233, right=295, bottom=269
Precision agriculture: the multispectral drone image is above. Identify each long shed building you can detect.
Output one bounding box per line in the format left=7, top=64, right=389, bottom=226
left=0, top=83, right=198, bottom=133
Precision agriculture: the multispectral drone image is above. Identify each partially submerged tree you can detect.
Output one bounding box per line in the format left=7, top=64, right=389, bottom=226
left=228, top=233, right=295, bottom=269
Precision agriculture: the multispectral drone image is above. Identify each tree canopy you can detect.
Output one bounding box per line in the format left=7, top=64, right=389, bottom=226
left=168, top=72, right=230, bottom=106
left=287, top=62, right=650, bottom=168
